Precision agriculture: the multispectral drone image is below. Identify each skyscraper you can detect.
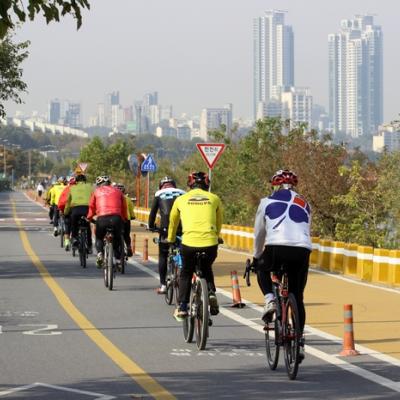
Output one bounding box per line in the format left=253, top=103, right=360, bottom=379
left=200, top=104, right=233, bottom=140
left=253, top=10, right=294, bottom=120
left=329, top=15, right=383, bottom=137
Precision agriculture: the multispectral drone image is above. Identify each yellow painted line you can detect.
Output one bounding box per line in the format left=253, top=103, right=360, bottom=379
left=11, top=200, right=175, bottom=400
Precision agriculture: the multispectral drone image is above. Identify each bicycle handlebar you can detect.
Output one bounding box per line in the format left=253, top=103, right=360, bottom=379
left=243, top=258, right=256, bottom=287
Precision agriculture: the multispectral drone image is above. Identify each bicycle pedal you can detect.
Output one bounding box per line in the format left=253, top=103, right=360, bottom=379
left=208, top=318, right=213, bottom=327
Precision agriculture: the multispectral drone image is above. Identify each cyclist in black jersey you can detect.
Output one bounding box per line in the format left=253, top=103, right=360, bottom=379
left=148, top=177, right=185, bottom=294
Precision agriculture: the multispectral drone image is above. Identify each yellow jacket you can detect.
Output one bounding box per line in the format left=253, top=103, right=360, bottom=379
left=45, top=185, right=54, bottom=204
left=167, top=188, right=223, bottom=247
left=50, top=183, right=65, bottom=206
left=125, top=195, right=135, bottom=220
left=64, top=182, right=93, bottom=215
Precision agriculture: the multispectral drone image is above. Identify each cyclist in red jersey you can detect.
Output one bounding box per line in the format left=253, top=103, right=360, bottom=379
left=87, top=175, right=128, bottom=268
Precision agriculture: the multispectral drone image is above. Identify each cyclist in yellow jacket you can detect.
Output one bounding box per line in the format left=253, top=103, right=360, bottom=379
left=168, top=171, right=223, bottom=321
left=51, top=177, right=66, bottom=236
left=45, top=182, right=55, bottom=224
left=64, top=174, right=94, bottom=252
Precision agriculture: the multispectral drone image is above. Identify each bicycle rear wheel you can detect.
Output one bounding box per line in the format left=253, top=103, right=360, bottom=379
left=79, top=230, right=87, bottom=268
left=283, top=293, right=301, bottom=380
left=265, top=318, right=280, bottom=370
left=173, top=267, right=180, bottom=306
left=195, top=278, right=209, bottom=350
left=120, top=239, right=126, bottom=274
left=165, top=259, right=174, bottom=305
left=107, top=243, right=114, bottom=290
left=59, top=221, right=64, bottom=248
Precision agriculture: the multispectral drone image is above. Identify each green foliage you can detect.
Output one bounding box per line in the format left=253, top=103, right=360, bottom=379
left=0, top=0, right=90, bottom=38
left=0, top=35, right=29, bottom=118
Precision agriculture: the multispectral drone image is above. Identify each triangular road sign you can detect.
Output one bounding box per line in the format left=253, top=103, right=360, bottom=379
left=78, top=162, right=88, bottom=172
left=196, top=143, right=226, bottom=169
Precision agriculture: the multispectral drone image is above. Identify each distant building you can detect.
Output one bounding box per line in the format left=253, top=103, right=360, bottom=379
left=64, top=102, right=81, bottom=128
left=105, top=91, right=120, bottom=127
left=329, top=15, right=383, bottom=137
left=97, top=103, right=106, bottom=127
left=200, top=104, right=233, bottom=140
left=176, top=126, right=191, bottom=140
left=373, top=124, right=400, bottom=152
left=254, top=10, right=294, bottom=120
left=156, top=126, right=177, bottom=138
left=48, top=99, right=61, bottom=124
left=281, top=87, right=313, bottom=129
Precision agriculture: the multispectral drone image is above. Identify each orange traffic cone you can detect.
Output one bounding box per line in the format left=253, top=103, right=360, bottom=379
left=143, top=238, right=148, bottom=261
left=340, top=304, right=360, bottom=356
left=231, top=270, right=245, bottom=308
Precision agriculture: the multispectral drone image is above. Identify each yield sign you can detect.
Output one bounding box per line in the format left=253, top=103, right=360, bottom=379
left=196, top=143, right=226, bottom=169
left=78, top=163, right=88, bottom=172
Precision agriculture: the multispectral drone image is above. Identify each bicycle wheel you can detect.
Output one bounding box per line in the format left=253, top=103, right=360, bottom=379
left=103, top=244, right=109, bottom=288
left=265, top=318, right=280, bottom=370
left=195, top=278, right=209, bottom=350
left=120, top=242, right=126, bottom=274
left=173, top=267, right=180, bottom=306
left=183, top=285, right=195, bottom=343
left=79, top=230, right=87, bottom=268
left=165, top=259, right=174, bottom=305
left=59, top=221, right=64, bottom=248
left=283, top=293, right=301, bottom=380
left=107, top=243, right=114, bottom=291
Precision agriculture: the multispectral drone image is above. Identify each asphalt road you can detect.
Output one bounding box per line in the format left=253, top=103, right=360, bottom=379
left=0, top=191, right=399, bottom=399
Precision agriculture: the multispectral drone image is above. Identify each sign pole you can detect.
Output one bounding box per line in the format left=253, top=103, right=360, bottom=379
left=208, top=168, right=212, bottom=192
left=145, top=173, right=150, bottom=208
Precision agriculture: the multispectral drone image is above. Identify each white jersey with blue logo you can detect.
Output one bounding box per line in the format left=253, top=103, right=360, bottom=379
left=253, top=189, right=312, bottom=258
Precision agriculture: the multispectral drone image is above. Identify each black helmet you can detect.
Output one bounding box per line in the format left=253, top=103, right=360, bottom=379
left=75, top=174, right=86, bottom=182
left=159, top=176, right=176, bottom=189
left=187, top=171, right=210, bottom=190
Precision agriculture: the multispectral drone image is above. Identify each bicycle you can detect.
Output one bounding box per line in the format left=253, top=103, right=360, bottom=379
left=77, top=216, right=90, bottom=269
left=118, top=233, right=127, bottom=275
left=182, top=250, right=211, bottom=350
left=244, top=259, right=302, bottom=380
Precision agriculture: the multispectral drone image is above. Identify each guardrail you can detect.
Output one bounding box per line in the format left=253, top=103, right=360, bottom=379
left=134, top=206, right=400, bottom=288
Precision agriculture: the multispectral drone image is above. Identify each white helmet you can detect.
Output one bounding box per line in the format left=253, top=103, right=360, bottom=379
left=96, top=175, right=110, bottom=186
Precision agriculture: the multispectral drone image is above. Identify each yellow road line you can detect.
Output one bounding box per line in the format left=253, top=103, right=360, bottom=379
left=11, top=200, right=175, bottom=400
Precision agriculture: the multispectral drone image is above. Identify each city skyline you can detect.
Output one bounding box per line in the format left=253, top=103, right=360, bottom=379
left=4, top=1, right=400, bottom=126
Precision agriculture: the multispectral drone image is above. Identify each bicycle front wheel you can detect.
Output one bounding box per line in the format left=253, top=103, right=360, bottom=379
left=283, top=293, right=301, bottom=380
left=59, top=222, right=64, bottom=248
left=103, top=245, right=109, bottom=288
left=195, top=278, right=209, bottom=350
left=265, top=318, right=280, bottom=370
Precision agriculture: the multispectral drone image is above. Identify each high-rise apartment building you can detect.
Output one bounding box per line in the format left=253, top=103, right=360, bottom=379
left=64, top=102, right=81, bottom=128
left=48, top=99, right=61, bottom=124
left=329, top=15, right=383, bottom=137
left=200, top=104, right=233, bottom=140
left=281, top=87, right=313, bottom=129
left=253, top=10, right=294, bottom=120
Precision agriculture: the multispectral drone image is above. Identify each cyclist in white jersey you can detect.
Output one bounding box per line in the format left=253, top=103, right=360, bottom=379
left=253, top=169, right=312, bottom=361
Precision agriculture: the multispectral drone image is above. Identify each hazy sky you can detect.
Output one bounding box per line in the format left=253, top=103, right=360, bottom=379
left=5, top=0, right=400, bottom=123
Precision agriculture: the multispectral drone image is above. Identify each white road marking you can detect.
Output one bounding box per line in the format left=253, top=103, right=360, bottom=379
left=0, top=382, right=115, bottom=399
left=128, top=257, right=400, bottom=393
left=19, top=324, right=62, bottom=336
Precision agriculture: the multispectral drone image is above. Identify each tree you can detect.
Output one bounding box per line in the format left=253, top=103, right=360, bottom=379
left=0, top=0, right=90, bottom=38
left=0, top=35, right=29, bottom=119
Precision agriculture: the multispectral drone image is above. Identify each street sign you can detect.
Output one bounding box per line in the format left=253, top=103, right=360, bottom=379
left=127, top=154, right=137, bottom=173
left=141, top=154, right=157, bottom=172
left=196, top=143, right=226, bottom=169
left=78, top=162, right=88, bottom=172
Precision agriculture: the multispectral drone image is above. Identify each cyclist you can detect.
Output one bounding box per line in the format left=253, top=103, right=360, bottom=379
left=45, top=182, right=55, bottom=224
left=58, top=176, right=76, bottom=250
left=65, top=174, right=94, bottom=253
left=50, top=177, right=66, bottom=236
left=167, top=172, right=222, bottom=321
left=253, top=169, right=311, bottom=360
left=149, top=176, right=185, bottom=294
left=115, top=183, right=135, bottom=257
left=36, top=182, right=44, bottom=198
left=87, top=176, right=127, bottom=268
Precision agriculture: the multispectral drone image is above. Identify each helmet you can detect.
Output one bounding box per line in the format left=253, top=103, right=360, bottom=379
left=75, top=174, right=86, bottom=182
left=271, top=169, right=298, bottom=187
left=57, top=176, right=65, bottom=184
left=116, top=183, right=126, bottom=193
left=159, top=176, right=176, bottom=189
left=187, top=171, right=210, bottom=189
left=96, top=175, right=111, bottom=186
left=68, top=176, right=76, bottom=185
